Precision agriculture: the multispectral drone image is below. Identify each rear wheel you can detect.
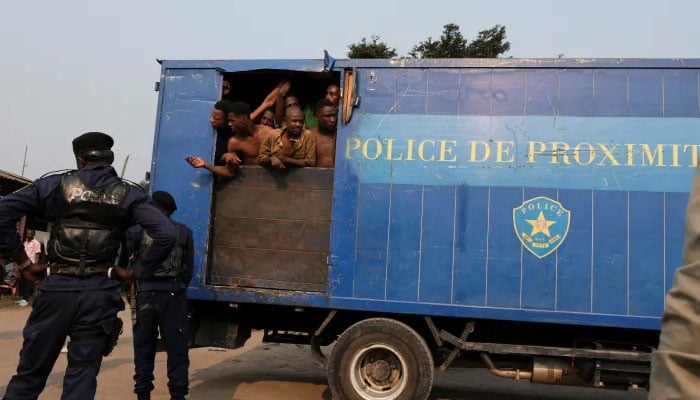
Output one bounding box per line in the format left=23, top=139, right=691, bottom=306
left=328, top=318, right=434, bottom=400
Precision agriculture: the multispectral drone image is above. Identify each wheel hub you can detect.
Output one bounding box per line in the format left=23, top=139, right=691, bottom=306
left=368, top=359, right=392, bottom=382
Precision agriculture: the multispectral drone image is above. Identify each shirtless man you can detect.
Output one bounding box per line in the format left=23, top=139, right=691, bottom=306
left=258, top=106, right=316, bottom=169
left=187, top=102, right=270, bottom=177
left=309, top=99, right=338, bottom=168
left=211, top=100, right=234, bottom=164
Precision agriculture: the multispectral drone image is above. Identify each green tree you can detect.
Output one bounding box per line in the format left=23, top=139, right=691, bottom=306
left=347, top=36, right=397, bottom=59
left=410, top=23, right=510, bottom=58
left=465, top=25, right=510, bottom=58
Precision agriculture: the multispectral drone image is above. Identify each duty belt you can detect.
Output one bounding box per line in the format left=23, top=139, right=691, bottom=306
left=48, top=265, right=111, bottom=278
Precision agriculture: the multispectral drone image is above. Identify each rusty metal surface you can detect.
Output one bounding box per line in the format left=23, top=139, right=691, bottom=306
left=210, top=166, right=333, bottom=292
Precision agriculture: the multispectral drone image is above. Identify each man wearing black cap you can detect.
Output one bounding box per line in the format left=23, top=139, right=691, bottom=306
left=126, top=190, right=193, bottom=400
left=0, top=132, right=177, bottom=400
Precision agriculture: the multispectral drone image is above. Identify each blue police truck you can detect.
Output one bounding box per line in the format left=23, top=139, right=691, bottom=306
left=149, top=56, right=700, bottom=399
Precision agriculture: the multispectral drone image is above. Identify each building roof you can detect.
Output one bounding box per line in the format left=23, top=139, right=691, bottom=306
left=0, top=170, right=32, bottom=185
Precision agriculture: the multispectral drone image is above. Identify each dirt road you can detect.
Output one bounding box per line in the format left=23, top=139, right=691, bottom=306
left=0, top=305, right=647, bottom=400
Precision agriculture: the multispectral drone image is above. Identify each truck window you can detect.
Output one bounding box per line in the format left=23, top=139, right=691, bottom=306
left=210, top=70, right=340, bottom=292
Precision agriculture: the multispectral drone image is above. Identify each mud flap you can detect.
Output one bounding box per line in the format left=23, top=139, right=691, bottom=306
left=191, top=317, right=251, bottom=349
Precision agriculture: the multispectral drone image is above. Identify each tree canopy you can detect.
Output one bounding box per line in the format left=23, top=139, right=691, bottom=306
left=347, top=23, right=510, bottom=59
left=347, top=36, right=398, bottom=59
left=409, top=23, right=510, bottom=58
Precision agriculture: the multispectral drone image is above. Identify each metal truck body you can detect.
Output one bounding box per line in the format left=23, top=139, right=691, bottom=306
left=149, top=57, right=700, bottom=398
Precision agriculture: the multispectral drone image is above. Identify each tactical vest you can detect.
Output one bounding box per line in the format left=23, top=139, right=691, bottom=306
left=47, top=172, right=130, bottom=275
left=139, top=221, right=188, bottom=279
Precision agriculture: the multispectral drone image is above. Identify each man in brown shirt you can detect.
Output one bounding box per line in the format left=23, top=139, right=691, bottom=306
left=309, top=99, right=338, bottom=168
left=258, top=106, right=316, bottom=169
left=187, top=102, right=271, bottom=177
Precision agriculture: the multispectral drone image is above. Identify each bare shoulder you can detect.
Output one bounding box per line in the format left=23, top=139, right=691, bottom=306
left=227, top=135, right=242, bottom=147
left=303, top=128, right=316, bottom=140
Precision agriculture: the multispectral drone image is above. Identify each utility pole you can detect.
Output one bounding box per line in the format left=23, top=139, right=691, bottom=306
left=21, top=145, right=28, bottom=176
left=120, top=155, right=130, bottom=178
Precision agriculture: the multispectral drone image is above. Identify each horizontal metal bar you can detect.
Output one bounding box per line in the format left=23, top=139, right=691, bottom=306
left=596, top=361, right=650, bottom=374
left=439, top=331, right=652, bottom=362
left=210, top=276, right=326, bottom=292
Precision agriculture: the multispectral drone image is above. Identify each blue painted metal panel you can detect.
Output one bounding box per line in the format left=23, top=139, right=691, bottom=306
left=592, top=190, right=628, bottom=315
left=556, top=189, right=593, bottom=312
left=452, top=186, right=489, bottom=306
left=332, top=58, right=700, bottom=70
left=629, top=70, right=662, bottom=117
left=486, top=187, right=522, bottom=308
left=492, top=69, right=526, bottom=116
left=161, top=59, right=325, bottom=72
left=151, top=67, right=220, bottom=289
left=558, top=69, right=593, bottom=116
left=396, top=69, right=428, bottom=114
left=345, top=114, right=700, bottom=192
left=525, top=69, right=559, bottom=116
left=665, top=192, right=688, bottom=293
left=520, top=188, right=557, bottom=310
left=386, top=184, right=422, bottom=301
left=418, top=185, right=455, bottom=303
left=629, top=191, right=665, bottom=316
left=328, top=144, right=358, bottom=298
left=459, top=69, right=492, bottom=115
left=427, top=69, right=460, bottom=115
left=664, top=70, right=699, bottom=117
left=593, top=70, right=628, bottom=117
left=353, top=184, right=389, bottom=299
left=148, top=58, right=700, bottom=332
left=361, top=68, right=395, bottom=115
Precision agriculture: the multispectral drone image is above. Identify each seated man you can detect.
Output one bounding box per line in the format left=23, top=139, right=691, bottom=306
left=187, top=102, right=271, bottom=177
left=310, top=99, right=338, bottom=168
left=258, top=106, right=316, bottom=169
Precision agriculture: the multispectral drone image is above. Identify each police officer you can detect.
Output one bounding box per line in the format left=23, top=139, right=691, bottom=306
left=0, top=132, right=176, bottom=400
left=129, top=191, right=193, bottom=400
left=649, top=165, right=700, bottom=398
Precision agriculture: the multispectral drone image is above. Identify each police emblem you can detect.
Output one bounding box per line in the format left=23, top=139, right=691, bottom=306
left=513, top=196, right=570, bottom=259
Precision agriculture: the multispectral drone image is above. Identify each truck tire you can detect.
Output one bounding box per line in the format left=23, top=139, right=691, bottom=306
left=328, top=318, right=434, bottom=400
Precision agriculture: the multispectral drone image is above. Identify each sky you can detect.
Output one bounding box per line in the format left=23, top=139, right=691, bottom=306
left=1, top=0, right=699, bottom=182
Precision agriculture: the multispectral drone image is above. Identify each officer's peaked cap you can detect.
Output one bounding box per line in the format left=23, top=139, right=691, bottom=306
left=152, top=190, right=177, bottom=212
left=72, top=132, right=114, bottom=154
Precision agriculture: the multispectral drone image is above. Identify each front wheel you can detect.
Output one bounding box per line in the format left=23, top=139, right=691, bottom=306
left=327, top=318, right=434, bottom=400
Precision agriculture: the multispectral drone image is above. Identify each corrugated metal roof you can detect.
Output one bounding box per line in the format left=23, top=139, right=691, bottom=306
left=0, top=170, right=32, bottom=185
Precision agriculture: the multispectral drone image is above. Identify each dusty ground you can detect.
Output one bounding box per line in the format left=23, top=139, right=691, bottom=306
left=0, top=303, right=647, bottom=400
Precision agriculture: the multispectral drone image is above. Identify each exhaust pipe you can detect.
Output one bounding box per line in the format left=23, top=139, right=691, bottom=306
left=479, top=353, right=532, bottom=380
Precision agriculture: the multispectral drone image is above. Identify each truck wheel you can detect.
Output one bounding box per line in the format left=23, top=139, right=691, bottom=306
left=328, top=318, right=434, bottom=400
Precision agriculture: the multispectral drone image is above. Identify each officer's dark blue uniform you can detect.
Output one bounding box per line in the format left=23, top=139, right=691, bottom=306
left=128, top=191, right=193, bottom=400
left=0, top=132, right=176, bottom=400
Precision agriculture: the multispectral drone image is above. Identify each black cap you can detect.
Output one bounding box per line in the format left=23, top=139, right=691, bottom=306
left=72, top=132, right=114, bottom=154
left=152, top=191, right=177, bottom=212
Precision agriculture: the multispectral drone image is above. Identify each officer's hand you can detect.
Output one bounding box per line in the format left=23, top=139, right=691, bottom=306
left=22, top=264, right=47, bottom=285
left=113, top=266, right=135, bottom=286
